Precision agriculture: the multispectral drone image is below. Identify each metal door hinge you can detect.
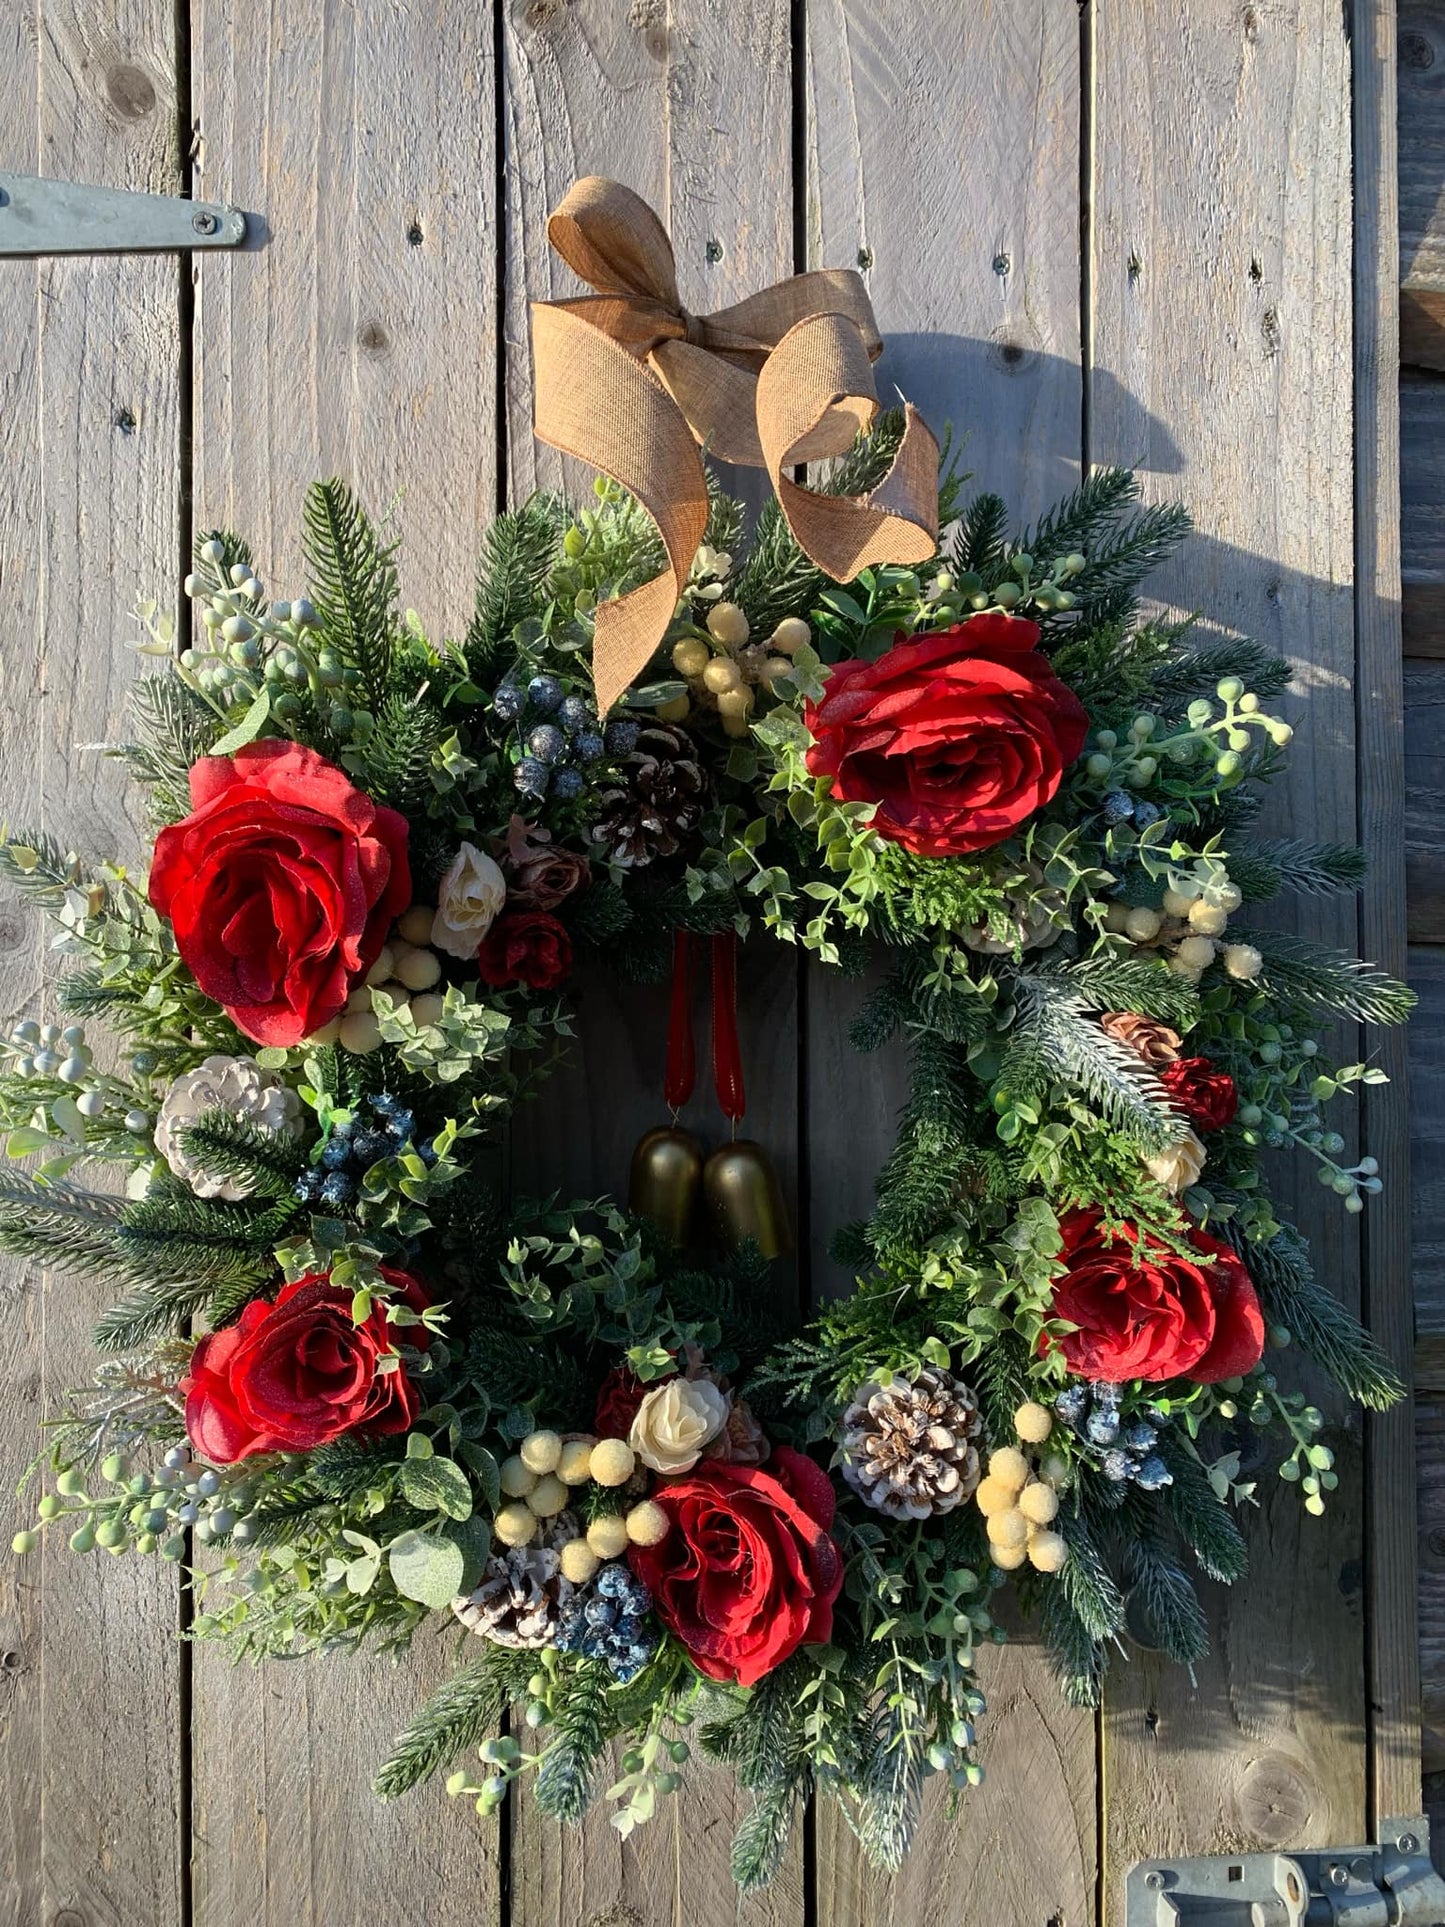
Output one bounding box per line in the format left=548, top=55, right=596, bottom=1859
left=0, top=173, right=245, bottom=257
left=1126, top=1815, right=1445, bottom=1924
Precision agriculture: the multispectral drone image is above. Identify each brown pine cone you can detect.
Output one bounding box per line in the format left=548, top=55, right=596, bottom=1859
left=839, top=1368, right=983, bottom=1522
left=1100, top=1011, right=1183, bottom=1066
left=589, top=722, right=708, bottom=868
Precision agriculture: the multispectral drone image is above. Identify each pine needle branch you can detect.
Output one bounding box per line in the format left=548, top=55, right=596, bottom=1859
left=1238, top=1223, right=1405, bottom=1410
left=375, top=1653, right=516, bottom=1799
left=1235, top=929, right=1415, bottom=1027
left=302, top=480, right=399, bottom=708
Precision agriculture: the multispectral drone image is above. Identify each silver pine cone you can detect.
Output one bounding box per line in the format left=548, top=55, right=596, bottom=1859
left=839, top=1368, right=983, bottom=1522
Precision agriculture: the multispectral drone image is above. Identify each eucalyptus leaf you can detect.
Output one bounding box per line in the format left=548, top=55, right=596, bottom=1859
left=206, top=690, right=272, bottom=756
left=387, top=1529, right=466, bottom=1608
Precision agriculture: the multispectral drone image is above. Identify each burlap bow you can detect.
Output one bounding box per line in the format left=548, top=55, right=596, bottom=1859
left=531, top=177, right=940, bottom=712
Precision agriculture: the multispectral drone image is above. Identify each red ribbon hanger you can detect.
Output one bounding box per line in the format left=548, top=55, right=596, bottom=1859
left=664, top=929, right=745, bottom=1126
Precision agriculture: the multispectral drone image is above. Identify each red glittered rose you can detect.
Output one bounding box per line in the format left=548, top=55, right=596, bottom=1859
left=475, top=909, right=573, bottom=991
left=803, top=614, right=1089, bottom=857
left=148, top=739, right=410, bottom=1047
left=627, top=1445, right=843, bottom=1687
left=1160, top=1056, right=1238, bottom=1133
left=1049, top=1210, right=1264, bottom=1385
left=182, top=1266, right=430, bottom=1464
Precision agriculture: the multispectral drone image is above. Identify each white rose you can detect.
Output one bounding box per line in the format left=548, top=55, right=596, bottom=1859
left=1144, top=1129, right=1207, bottom=1194
left=629, top=1378, right=731, bottom=1475
left=154, top=1055, right=302, bottom=1200
left=430, top=842, right=507, bottom=959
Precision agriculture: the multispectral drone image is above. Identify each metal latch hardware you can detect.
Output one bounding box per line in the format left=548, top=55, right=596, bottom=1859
left=1126, top=1814, right=1445, bottom=1924
left=0, top=173, right=245, bottom=257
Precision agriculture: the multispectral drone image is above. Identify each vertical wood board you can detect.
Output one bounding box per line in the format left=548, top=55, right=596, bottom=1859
left=187, top=5, right=503, bottom=1921
left=804, top=5, right=1097, bottom=1924
left=0, top=3, right=186, bottom=1924
left=1091, top=1, right=1368, bottom=1906
left=501, top=4, right=804, bottom=1921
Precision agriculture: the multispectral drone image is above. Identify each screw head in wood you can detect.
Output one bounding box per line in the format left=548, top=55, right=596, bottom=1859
left=1144, top=1871, right=1164, bottom=1890
left=1397, top=1833, right=1420, bottom=1855
left=192, top=209, right=218, bottom=236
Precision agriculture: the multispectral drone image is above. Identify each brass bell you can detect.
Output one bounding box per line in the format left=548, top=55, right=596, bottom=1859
left=628, top=1126, right=705, bottom=1245
left=702, top=1138, right=791, bottom=1260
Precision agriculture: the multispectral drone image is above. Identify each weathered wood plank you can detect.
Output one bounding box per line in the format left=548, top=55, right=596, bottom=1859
left=187, top=5, right=503, bottom=1921
left=0, top=4, right=186, bottom=1924
left=1092, top=0, right=1368, bottom=1906
left=1416, top=1352, right=1445, bottom=1776
left=502, top=5, right=805, bottom=1920
left=192, top=0, right=498, bottom=634
left=1354, top=0, right=1420, bottom=1830
left=1409, top=947, right=1445, bottom=1338
left=1404, top=660, right=1445, bottom=943
left=804, top=5, right=1097, bottom=1923
left=1402, top=372, right=1445, bottom=657
left=1399, top=3, right=1445, bottom=288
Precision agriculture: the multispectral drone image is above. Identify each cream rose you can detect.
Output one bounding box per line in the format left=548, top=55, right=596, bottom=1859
left=629, top=1378, right=731, bottom=1475
left=430, top=842, right=507, bottom=959
left=1144, top=1129, right=1207, bottom=1194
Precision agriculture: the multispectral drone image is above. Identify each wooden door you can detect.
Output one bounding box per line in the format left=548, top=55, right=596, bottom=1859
left=0, top=3, right=1415, bottom=1923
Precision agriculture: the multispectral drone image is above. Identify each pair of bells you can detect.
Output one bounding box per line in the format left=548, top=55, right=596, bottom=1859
left=629, top=1125, right=791, bottom=1260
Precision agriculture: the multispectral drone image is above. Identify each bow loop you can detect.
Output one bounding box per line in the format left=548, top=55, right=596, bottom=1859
left=531, top=176, right=940, bottom=711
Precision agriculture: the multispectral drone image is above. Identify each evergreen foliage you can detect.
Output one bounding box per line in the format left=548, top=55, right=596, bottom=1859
left=302, top=479, right=400, bottom=707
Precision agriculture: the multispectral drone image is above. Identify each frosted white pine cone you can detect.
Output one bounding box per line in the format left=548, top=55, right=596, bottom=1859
left=154, top=1054, right=302, bottom=1199
left=840, top=1368, right=983, bottom=1522
left=452, top=1516, right=580, bottom=1648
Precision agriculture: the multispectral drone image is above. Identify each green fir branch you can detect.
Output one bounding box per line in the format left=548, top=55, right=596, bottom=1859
left=1240, top=1223, right=1405, bottom=1410
left=302, top=479, right=400, bottom=708
left=1226, top=838, right=1367, bottom=904
left=1235, top=929, right=1415, bottom=1027
left=464, top=494, right=569, bottom=674
left=1005, top=978, right=1181, bottom=1150
left=177, top=1110, right=309, bottom=1204
left=533, top=1659, right=613, bottom=1823
left=375, top=1653, right=521, bottom=1799
left=1156, top=1433, right=1249, bottom=1583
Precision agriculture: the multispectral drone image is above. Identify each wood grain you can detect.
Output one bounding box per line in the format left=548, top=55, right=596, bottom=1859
left=501, top=5, right=805, bottom=1920
left=192, top=0, right=498, bottom=637
left=1091, top=0, right=1369, bottom=1908
left=1409, top=947, right=1445, bottom=1338
left=0, top=4, right=186, bottom=1924
left=804, top=5, right=1097, bottom=1923
left=1405, top=661, right=1445, bottom=943
left=1355, top=0, right=1422, bottom=1830
left=187, top=4, right=504, bottom=1920
left=1402, top=373, right=1445, bottom=657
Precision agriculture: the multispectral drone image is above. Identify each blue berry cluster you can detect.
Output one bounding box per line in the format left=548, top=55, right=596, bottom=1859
left=294, top=1092, right=435, bottom=1210
left=1053, top=1382, right=1172, bottom=1490
left=554, top=1560, right=659, bottom=1682
left=494, top=675, right=640, bottom=803
left=1100, top=791, right=1162, bottom=830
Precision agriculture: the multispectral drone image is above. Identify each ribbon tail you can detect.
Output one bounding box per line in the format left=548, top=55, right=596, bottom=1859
left=531, top=301, right=709, bottom=713
left=756, top=312, right=940, bottom=580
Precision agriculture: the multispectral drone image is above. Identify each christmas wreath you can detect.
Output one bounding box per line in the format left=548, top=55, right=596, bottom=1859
left=1, top=184, right=1412, bottom=1889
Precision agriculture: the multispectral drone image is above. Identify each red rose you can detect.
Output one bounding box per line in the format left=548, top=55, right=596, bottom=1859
left=627, top=1445, right=843, bottom=1687
left=1049, top=1210, right=1264, bottom=1385
left=182, top=1266, right=430, bottom=1463
left=1160, top=1056, right=1238, bottom=1132
left=476, top=909, right=573, bottom=990
left=594, top=1364, right=658, bottom=1439
left=804, top=614, right=1089, bottom=857
left=148, top=740, right=410, bottom=1046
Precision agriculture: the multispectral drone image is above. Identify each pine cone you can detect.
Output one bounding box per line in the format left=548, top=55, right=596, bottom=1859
left=589, top=722, right=708, bottom=868
left=452, top=1515, right=580, bottom=1648
left=1099, top=1011, right=1183, bottom=1066
left=840, top=1368, right=983, bottom=1522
